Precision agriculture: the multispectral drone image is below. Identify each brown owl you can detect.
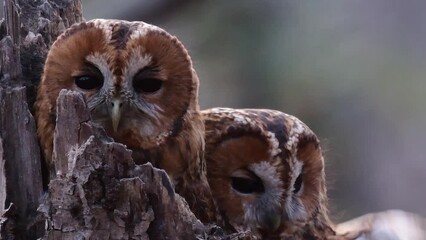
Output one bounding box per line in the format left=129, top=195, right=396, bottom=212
left=202, top=108, right=345, bottom=239
left=35, top=19, right=215, bottom=223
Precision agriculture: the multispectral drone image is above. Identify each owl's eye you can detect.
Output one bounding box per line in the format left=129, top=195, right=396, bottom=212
left=231, top=169, right=265, bottom=194
left=74, top=75, right=103, bottom=90
left=73, top=63, right=104, bottom=90
left=133, top=67, right=163, bottom=94
left=133, top=78, right=163, bottom=94
left=293, top=173, right=303, bottom=194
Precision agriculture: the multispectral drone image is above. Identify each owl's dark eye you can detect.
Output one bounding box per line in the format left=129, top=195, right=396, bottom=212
left=231, top=170, right=264, bottom=194
left=293, top=173, right=303, bottom=194
left=133, top=78, right=163, bottom=94
left=133, top=67, right=163, bottom=94
left=74, top=75, right=103, bottom=90
left=74, top=63, right=104, bottom=90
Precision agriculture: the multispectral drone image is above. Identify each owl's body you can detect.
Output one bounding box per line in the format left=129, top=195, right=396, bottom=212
left=202, top=108, right=346, bottom=239
left=36, top=19, right=215, bottom=222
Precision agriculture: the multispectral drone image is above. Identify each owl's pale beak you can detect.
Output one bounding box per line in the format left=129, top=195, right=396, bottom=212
left=259, top=207, right=282, bottom=232
left=110, top=99, right=122, bottom=132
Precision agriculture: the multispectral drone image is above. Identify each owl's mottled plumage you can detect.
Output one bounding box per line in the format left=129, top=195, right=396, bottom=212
left=202, top=108, right=344, bottom=239
left=35, top=19, right=215, bottom=222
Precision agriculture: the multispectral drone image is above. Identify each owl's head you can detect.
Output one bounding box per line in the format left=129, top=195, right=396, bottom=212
left=203, top=108, right=332, bottom=238
left=39, top=19, right=199, bottom=150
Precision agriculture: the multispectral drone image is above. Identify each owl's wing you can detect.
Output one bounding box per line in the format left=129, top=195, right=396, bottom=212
left=336, top=209, right=426, bottom=240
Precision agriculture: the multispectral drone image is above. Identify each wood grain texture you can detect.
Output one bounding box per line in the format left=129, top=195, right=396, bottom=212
left=0, top=87, right=44, bottom=239
left=43, top=90, right=252, bottom=239
left=0, top=137, right=4, bottom=214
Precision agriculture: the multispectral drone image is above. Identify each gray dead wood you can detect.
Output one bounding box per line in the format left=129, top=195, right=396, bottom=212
left=0, top=137, right=4, bottom=217
left=18, top=0, right=83, bottom=104
left=42, top=90, right=253, bottom=239
left=0, top=87, right=44, bottom=239
left=0, top=136, right=14, bottom=239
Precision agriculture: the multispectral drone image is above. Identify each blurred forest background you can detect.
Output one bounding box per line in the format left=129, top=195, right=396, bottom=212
left=3, top=0, right=425, bottom=223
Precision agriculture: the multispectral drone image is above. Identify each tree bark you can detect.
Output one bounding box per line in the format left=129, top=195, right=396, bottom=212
left=0, top=87, right=44, bottom=239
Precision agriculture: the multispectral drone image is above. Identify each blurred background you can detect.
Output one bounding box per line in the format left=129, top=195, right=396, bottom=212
left=82, top=0, right=425, bottom=223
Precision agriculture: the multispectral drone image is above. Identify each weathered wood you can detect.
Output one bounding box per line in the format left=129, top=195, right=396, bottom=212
left=46, top=90, right=199, bottom=239
left=18, top=0, right=83, bottom=103
left=0, top=136, right=11, bottom=239
left=0, top=204, right=15, bottom=240
left=0, top=87, right=44, bottom=239
left=0, top=137, right=4, bottom=214
left=0, top=0, right=21, bottom=84
left=1, top=0, right=83, bottom=95
left=43, top=90, right=252, bottom=239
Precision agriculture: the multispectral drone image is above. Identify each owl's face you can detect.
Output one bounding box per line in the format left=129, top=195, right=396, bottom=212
left=41, top=19, right=197, bottom=150
left=37, top=19, right=216, bottom=223
left=203, top=108, right=330, bottom=238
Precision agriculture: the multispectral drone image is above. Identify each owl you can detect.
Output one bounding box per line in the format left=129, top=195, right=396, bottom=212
left=202, top=108, right=343, bottom=239
left=35, top=19, right=215, bottom=223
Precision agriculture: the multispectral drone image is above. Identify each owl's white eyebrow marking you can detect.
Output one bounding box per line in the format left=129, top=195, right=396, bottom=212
left=249, top=161, right=283, bottom=196
left=285, top=157, right=307, bottom=221
left=85, top=53, right=114, bottom=88
left=282, top=116, right=309, bottom=220
left=243, top=161, right=284, bottom=228
left=124, top=47, right=153, bottom=87
left=122, top=48, right=165, bottom=119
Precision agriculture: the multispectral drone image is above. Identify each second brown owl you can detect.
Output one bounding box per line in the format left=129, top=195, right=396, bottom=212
left=202, top=108, right=344, bottom=239
left=35, top=19, right=215, bottom=222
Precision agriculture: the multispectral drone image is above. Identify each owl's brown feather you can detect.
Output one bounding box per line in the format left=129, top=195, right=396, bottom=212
left=36, top=19, right=215, bottom=223
left=202, top=108, right=351, bottom=239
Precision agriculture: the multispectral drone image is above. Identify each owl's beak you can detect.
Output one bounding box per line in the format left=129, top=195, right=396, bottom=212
left=259, top=207, right=282, bottom=232
left=110, top=99, right=122, bottom=132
